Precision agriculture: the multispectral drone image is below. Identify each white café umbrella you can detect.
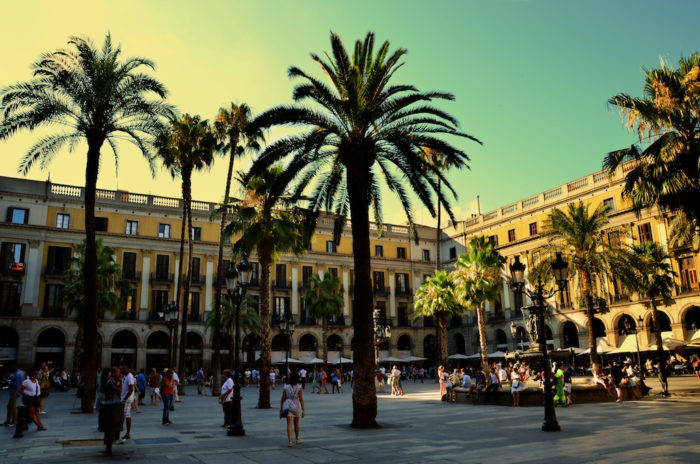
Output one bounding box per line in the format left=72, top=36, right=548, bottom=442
left=379, top=356, right=404, bottom=363
left=273, top=357, right=305, bottom=364
left=448, top=353, right=471, bottom=360
left=330, top=357, right=354, bottom=364
left=402, top=355, right=427, bottom=362
left=302, top=357, right=325, bottom=364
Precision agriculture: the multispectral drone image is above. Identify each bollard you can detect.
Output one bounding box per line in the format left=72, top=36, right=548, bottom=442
left=13, top=404, right=29, bottom=439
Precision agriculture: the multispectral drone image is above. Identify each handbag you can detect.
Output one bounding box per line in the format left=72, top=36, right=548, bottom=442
left=280, top=408, right=289, bottom=418
left=512, top=380, right=520, bottom=389
left=621, top=377, right=630, bottom=386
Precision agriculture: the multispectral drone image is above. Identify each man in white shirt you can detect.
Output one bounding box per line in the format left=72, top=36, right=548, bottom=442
left=120, top=365, right=135, bottom=440
left=172, top=369, right=181, bottom=403
left=498, top=365, right=508, bottom=384
left=299, top=368, right=307, bottom=389
left=269, top=370, right=276, bottom=389
left=461, top=368, right=473, bottom=397
left=219, top=370, right=234, bottom=429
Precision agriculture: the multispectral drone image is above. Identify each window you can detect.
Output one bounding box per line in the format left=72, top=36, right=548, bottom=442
left=151, top=290, right=169, bottom=315
left=326, top=240, right=336, bottom=253
left=155, top=255, right=170, bottom=280
left=508, top=229, right=516, bottom=242
left=396, top=247, right=406, bottom=259
left=373, top=271, right=385, bottom=290
left=1, top=243, right=25, bottom=272
left=191, top=227, right=202, bottom=241
left=603, top=197, right=615, bottom=213
left=396, top=273, right=409, bottom=293
left=223, top=234, right=231, bottom=244
left=0, top=282, right=22, bottom=315
left=6, top=207, right=28, bottom=224
left=328, top=267, right=338, bottom=278
left=679, top=257, right=699, bottom=292
left=56, top=213, right=70, bottom=229
left=189, top=292, right=201, bottom=317
left=397, top=302, right=409, bottom=327
left=250, top=262, right=259, bottom=284
left=46, top=246, right=71, bottom=275
left=449, top=247, right=456, bottom=260
left=44, top=284, right=64, bottom=316
left=637, top=223, right=653, bottom=243
left=122, top=288, right=137, bottom=317
left=191, top=257, right=201, bottom=282
left=302, top=265, right=313, bottom=286
left=375, top=245, right=384, bottom=257
left=422, top=249, right=430, bottom=262
left=126, top=220, right=139, bottom=235
left=122, top=252, right=138, bottom=279
left=512, top=290, right=524, bottom=317
left=488, top=235, right=499, bottom=246
left=276, top=263, right=287, bottom=286
left=158, top=223, right=171, bottom=239
left=529, top=222, right=538, bottom=236
left=95, top=217, right=108, bottom=232
left=375, top=300, right=387, bottom=324
left=608, top=231, right=622, bottom=249
left=274, top=296, right=290, bottom=319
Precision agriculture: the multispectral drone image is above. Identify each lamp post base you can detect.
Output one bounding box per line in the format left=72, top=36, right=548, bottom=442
left=542, top=419, right=561, bottom=432
left=227, top=424, right=245, bottom=436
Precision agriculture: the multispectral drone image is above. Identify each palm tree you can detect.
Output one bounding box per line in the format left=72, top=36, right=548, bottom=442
left=205, top=294, right=261, bottom=369
left=667, top=214, right=700, bottom=253
left=604, top=54, right=700, bottom=230
left=211, top=103, right=265, bottom=394
left=610, top=242, right=676, bottom=369
left=63, top=238, right=132, bottom=380
left=223, top=166, right=308, bottom=408
left=412, top=270, right=462, bottom=367
left=303, top=271, right=344, bottom=367
left=156, top=114, right=217, bottom=380
left=542, top=201, right=610, bottom=364
left=452, top=236, right=505, bottom=372
left=247, top=32, right=480, bottom=428
left=0, top=34, right=173, bottom=412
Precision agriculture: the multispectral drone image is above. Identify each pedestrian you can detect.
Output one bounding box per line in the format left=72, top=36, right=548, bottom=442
left=20, top=370, right=46, bottom=431
left=172, top=369, right=181, bottom=403
left=592, top=363, right=614, bottom=397
left=610, top=361, right=625, bottom=403
left=319, top=368, right=328, bottom=394
left=299, top=367, right=307, bottom=389
left=474, top=367, right=486, bottom=401
left=136, top=369, right=147, bottom=407
left=244, top=368, right=251, bottom=387
left=3, top=365, right=24, bottom=428
left=656, top=358, right=670, bottom=397
left=485, top=367, right=500, bottom=402
left=270, top=369, right=276, bottom=389
left=219, top=370, right=233, bottom=429
left=104, top=367, right=122, bottom=443
left=624, top=360, right=641, bottom=400
left=120, top=365, right=135, bottom=439
left=95, top=367, right=110, bottom=424
left=280, top=373, right=305, bottom=447
left=461, top=368, right=473, bottom=398
left=310, top=367, right=318, bottom=393
left=510, top=368, right=524, bottom=406
left=161, top=369, right=174, bottom=425
left=331, top=370, right=340, bottom=394
left=196, top=367, right=205, bottom=395
left=336, top=369, right=345, bottom=393
left=553, top=362, right=566, bottom=407
left=437, top=365, right=447, bottom=401
left=38, top=363, right=51, bottom=414
left=563, top=364, right=573, bottom=406
left=148, top=368, right=160, bottom=406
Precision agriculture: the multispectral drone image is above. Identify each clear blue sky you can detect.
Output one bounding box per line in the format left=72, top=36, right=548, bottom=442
left=1, top=0, right=698, bottom=225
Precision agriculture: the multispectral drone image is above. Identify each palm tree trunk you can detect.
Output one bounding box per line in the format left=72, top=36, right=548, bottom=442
left=81, top=141, right=101, bottom=413
left=579, top=267, right=600, bottom=365
left=436, top=179, right=441, bottom=271
left=437, top=310, right=448, bottom=368
left=72, top=325, right=84, bottom=383
left=178, top=171, right=193, bottom=390
left=347, top=165, right=378, bottom=428
left=649, top=295, right=668, bottom=391
left=477, top=302, right=489, bottom=372
left=212, top=143, right=237, bottom=395
left=322, top=316, right=328, bottom=369
left=173, top=200, right=187, bottom=369
left=257, top=249, right=272, bottom=409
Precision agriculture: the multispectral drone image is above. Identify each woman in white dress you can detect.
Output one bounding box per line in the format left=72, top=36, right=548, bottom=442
left=280, top=373, right=305, bottom=447
left=510, top=369, right=525, bottom=406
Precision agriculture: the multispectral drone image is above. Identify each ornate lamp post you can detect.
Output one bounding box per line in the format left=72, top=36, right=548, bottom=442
left=224, top=256, right=252, bottom=437
left=373, top=308, right=392, bottom=366
left=158, top=302, right=179, bottom=368
left=509, top=252, right=569, bottom=432
left=624, top=315, right=644, bottom=380
left=279, top=313, right=296, bottom=381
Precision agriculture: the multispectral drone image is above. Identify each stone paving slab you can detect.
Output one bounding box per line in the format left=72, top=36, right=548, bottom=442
left=1, top=377, right=700, bottom=463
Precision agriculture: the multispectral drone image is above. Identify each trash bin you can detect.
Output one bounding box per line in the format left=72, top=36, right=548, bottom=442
left=13, top=404, right=29, bottom=439
left=99, top=400, right=124, bottom=453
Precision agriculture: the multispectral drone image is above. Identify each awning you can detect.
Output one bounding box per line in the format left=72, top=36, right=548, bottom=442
left=576, top=337, right=614, bottom=356
left=448, top=353, right=471, bottom=360
left=609, top=335, right=641, bottom=354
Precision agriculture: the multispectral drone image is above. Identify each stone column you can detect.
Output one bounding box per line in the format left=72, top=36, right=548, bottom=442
left=140, top=251, right=151, bottom=319
left=22, top=240, right=44, bottom=317
left=342, top=268, right=350, bottom=324
left=205, top=255, right=214, bottom=313
left=388, top=269, right=396, bottom=324
left=291, top=266, right=299, bottom=316
left=502, top=277, right=511, bottom=320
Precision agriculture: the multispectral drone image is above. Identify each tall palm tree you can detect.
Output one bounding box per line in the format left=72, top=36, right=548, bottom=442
left=247, top=32, right=480, bottom=428
left=223, top=166, right=308, bottom=408
left=205, top=294, right=261, bottom=368
left=0, top=34, right=173, bottom=412
left=211, top=103, right=265, bottom=394
left=610, top=242, right=676, bottom=370
left=412, top=270, right=462, bottom=367
left=604, top=54, right=700, bottom=230
left=542, top=201, right=610, bottom=364
left=63, top=238, right=132, bottom=380
left=452, top=236, right=505, bottom=372
left=156, top=114, right=217, bottom=380
left=303, top=271, right=344, bottom=367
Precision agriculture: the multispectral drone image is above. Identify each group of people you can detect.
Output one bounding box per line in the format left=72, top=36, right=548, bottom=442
left=592, top=358, right=652, bottom=403
left=3, top=363, right=56, bottom=431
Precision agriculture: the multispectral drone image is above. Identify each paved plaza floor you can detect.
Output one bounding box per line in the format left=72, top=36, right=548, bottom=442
left=1, top=376, right=699, bottom=463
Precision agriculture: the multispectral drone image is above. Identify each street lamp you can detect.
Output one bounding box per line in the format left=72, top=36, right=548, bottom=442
left=509, top=252, right=569, bottom=432
left=624, top=315, right=644, bottom=380
left=158, top=302, right=179, bottom=368
left=224, top=256, right=252, bottom=437
left=279, top=312, right=296, bottom=381
left=373, top=308, right=392, bottom=367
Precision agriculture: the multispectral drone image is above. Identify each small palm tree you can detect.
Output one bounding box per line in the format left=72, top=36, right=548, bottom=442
left=223, top=166, right=308, bottom=408
left=667, top=214, right=700, bottom=253
left=452, top=236, right=505, bottom=372
left=156, top=114, right=217, bottom=378
left=542, top=201, right=611, bottom=363
left=247, top=31, right=480, bottom=428
left=412, top=270, right=462, bottom=367
left=63, top=238, right=131, bottom=380
left=211, top=103, right=265, bottom=392
left=610, top=242, right=676, bottom=365
left=205, top=295, right=261, bottom=370
left=0, top=33, right=173, bottom=412
left=303, top=271, right=344, bottom=367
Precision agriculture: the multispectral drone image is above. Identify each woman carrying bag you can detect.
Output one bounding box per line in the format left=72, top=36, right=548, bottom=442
left=280, top=373, right=305, bottom=447
left=20, top=370, right=46, bottom=431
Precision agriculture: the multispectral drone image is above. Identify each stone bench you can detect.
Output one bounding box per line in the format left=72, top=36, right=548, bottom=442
left=454, top=382, right=641, bottom=406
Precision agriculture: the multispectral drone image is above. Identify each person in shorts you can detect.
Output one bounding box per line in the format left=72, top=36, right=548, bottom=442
left=120, top=365, right=135, bottom=440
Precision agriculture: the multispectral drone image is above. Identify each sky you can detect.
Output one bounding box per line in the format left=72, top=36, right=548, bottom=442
left=1, top=0, right=698, bottom=226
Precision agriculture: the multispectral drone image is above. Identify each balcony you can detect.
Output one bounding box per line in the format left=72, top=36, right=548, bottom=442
left=185, top=274, right=206, bottom=287
left=42, top=308, right=65, bottom=318
left=395, top=286, right=412, bottom=297
left=679, top=286, right=700, bottom=296
left=116, top=311, right=138, bottom=320
left=1, top=262, right=25, bottom=276
left=329, top=316, right=345, bottom=327
left=122, top=271, right=141, bottom=282
left=150, top=272, right=174, bottom=284
left=188, top=312, right=203, bottom=323
left=44, top=266, right=67, bottom=278
left=373, top=285, right=390, bottom=296
left=397, top=317, right=411, bottom=328
left=487, top=312, right=505, bottom=323
left=0, top=306, right=22, bottom=317
left=148, top=311, right=165, bottom=321
left=273, top=280, right=292, bottom=291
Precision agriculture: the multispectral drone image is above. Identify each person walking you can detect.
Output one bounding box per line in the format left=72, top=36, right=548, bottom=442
left=553, top=362, right=567, bottom=407
left=219, top=370, right=233, bottom=429
left=161, top=369, right=175, bottom=425
left=136, top=369, right=147, bottom=407
left=510, top=368, right=524, bottom=406
left=104, top=367, right=122, bottom=443
left=625, top=360, right=641, bottom=400
left=3, top=365, right=24, bottom=428
left=38, top=363, right=50, bottom=414
left=563, top=364, right=573, bottom=406
left=120, top=365, right=135, bottom=439
left=280, top=373, right=305, bottom=447
left=310, top=367, right=318, bottom=393
left=330, top=370, right=340, bottom=394
left=196, top=367, right=205, bottom=395
left=299, top=368, right=307, bottom=390
left=319, top=368, right=328, bottom=394
left=148, top=368, right=160, bottom=406
left=611, top=361, right=625, bottom=403
left=20, top=370, right=46, bottom=431
left=172, top=369, right=181, bottom=403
